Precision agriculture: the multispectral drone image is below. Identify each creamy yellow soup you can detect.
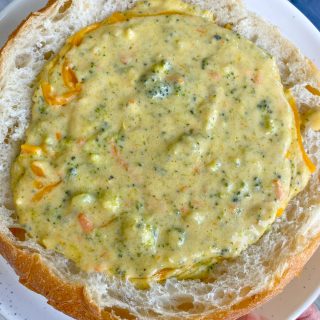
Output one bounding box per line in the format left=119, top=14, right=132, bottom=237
left=11, top=0, right=312, bottom=286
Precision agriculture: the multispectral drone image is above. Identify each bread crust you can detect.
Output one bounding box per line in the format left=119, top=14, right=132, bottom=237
left=0, top=0, right=57, bottom=79
left=0, top=1, right=320, bottom=319
left=1, top=230, right=319, bottom=320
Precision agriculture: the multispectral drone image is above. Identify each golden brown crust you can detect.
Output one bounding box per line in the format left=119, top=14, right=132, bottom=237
left=1, top=230, right=319, bottom=320
left=0, top=1, right=320, bottom=319
left=0, top=0, right=57, bottom=56
left=202, top=234, right=320, bottom=320
left=0, top=233, right=108, bottom=320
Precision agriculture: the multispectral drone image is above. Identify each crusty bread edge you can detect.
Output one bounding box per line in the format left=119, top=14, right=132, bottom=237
left=0, top=1, right=320, bottom=319
left=1, top=229, right=319, bottom=320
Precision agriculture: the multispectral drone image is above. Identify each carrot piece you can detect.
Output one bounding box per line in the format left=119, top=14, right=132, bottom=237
left=31, top=162, right=45, bottom=177
left=208, top=71, right=220, bottom=81
left=78, top=213, right=94, bottom=234
left=56, top=132, right=62, bottom=140
left=286, top=91, right=316, bottom=173
left=305, top=84, right=320, bottom=96
left=70, top=23, right=101, bottom=46
left=21, top=144, right=42, bottom=155
left=62, top=59, right=79, bottom=89
left=196, top=28, right=207, bottom=34
left=110, top=142, right=129, bottom=171
left=32, top=181, right=61, bottom=202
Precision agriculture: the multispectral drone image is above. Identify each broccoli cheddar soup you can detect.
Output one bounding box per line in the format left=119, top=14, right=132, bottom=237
left=11, top=0, right=313, bottom=286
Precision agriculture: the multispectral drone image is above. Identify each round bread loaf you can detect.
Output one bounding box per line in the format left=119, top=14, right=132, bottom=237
left=0, top=1, right=320, bottom=319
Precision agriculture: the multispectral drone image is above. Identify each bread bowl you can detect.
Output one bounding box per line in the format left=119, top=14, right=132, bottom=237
left=0, top=0, right=320, bottom=320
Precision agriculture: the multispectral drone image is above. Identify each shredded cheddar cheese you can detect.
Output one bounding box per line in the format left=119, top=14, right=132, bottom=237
left=286, top=90, right=317, bottom=173
left=21, top=144, right=42, bottom=155
left=31, top=162, right=45, bottom=177
left=32, top=181, right=61, bottom=202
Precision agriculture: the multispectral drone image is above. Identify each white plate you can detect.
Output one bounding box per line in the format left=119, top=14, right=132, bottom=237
left=0, top=1, right=319, bottom=319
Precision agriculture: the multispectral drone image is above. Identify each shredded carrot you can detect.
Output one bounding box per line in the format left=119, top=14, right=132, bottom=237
left=127, top=98, right=136, bottom=105
left=119, top=54, right=131, bottom=65
left=62, top=59, right=80, bottom=89
left=32, top=181, right=61, bottom=202
left=253, top=72, right=263, bottom=85
left=208, top=71, right=220, bottom=81
left=56, top=132, right=62, bottom=140
left=305, top=84, right=320, bottom=96
left=41, top=82, right=80, bottom=106
left=78, top=213, right=94, bottom=233
left=70, top=23, right=101, bottom=46
left=21, top=144, right=42, bottom=155
left=276, top=208, right=284, bottom=218
left=196, top=28, right=207, bottom=34
left=31, top=162, right=45, bottom=177
left=110, top=142, right=129, bottom=171
left=286, top=91, right=316, bottom=173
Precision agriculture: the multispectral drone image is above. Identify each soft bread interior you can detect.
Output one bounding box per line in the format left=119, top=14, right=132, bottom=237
left=0, top=0, right=320, bottom=319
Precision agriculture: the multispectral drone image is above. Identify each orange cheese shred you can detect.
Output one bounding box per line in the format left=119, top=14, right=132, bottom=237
left=31, top=162, right=45, bottom=177
left=32, top=181, right=61, bottom=202
left=41, top=82, right=80, bottom=106
left=276, top=208, right=284, bottom=218
left=286, top=91, right=316, bottom=173
left=33, top=180, right=44, bottom=190
left=21, top=144, right=42, bottom=155
left=70, top=23, right=101, bottom=46
left=105, top=11, right=127, bottom=24
left=62, top=59, right=80, bottom=89
left=305, top=84, right=320, bottom=96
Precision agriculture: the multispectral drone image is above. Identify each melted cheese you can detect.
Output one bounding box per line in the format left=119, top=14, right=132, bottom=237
left=11, top=0, right=311, bottom=286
